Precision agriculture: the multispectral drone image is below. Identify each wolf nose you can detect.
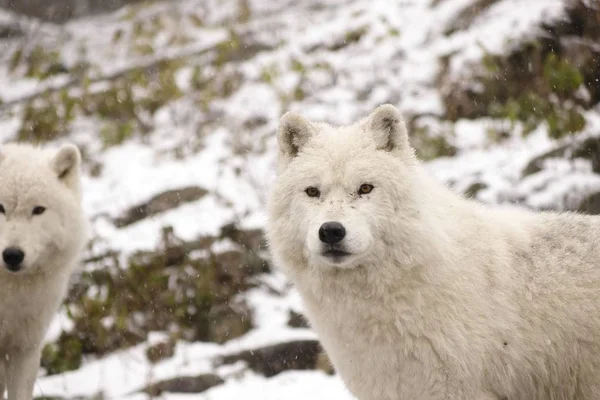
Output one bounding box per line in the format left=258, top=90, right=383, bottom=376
left=319, top=222, right=346, bottom=244
left=3, top=247, right=24, bottom=270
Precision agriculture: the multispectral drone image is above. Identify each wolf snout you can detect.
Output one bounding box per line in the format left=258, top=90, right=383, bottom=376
left=3, top=247, right=25, bottom=272
left=319, top=221, right=346, bottom=244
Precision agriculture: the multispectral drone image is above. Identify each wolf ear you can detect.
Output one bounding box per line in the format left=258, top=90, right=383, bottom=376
left=367, top=104, right=409, bottom=152
left=52, top=143, right=82, bottom=192
left=277, top=111, right=315, bottom=158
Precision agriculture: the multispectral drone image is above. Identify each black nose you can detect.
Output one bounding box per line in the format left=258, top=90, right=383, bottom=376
left=319, top=222, right=346, bottom=244
left=3, top=247, right=24, bottom=270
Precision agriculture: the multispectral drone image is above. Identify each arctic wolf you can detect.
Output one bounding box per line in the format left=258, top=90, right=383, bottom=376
left=0, top=143, right=87, bottom=400
left=266, top=104, right=600, bottom=400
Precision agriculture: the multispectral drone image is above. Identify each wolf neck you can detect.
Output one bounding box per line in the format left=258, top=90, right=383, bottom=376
left=388, top=164, right=483, bottom=272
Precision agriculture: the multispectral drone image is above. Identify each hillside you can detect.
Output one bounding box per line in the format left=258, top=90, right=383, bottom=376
left=0, top=0, right=599, bottom=398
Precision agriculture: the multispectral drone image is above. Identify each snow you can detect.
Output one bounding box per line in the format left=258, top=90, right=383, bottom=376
left=37, top=281, right=317, bottom=399
left=117, top=370, right=354, bottom=400
left=0, top=0, right=596, bottom=398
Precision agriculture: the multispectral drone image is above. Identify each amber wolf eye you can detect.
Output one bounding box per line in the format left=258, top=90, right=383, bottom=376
left=32, top=206, right=46, bottom=215
left=358, top=184, right=374, bottom=195
left=305, top=187, right=320, bottom=197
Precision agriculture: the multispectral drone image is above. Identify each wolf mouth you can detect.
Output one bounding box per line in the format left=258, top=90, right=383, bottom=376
left=322, top=248, right=351, bottom=258
left=4, top=264, right=22, bottom=273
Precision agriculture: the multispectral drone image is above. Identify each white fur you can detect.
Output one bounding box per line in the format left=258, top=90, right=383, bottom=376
left=0, top=143, right=88, bottom=400
left=266, top=104, right=600, bottom=399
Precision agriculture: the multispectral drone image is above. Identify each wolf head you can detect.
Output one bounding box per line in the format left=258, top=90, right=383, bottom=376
left=267, top=104, right=420, bottom=270
left=0, top=143, right=86, bottom=274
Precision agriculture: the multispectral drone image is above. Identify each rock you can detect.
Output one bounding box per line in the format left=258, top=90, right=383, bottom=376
left=219, top=223, right=266, bottom=252
left=0, top=0, right=148, bottom=23
left=571, top=137, right=600, bottom=173
left=443, top=0, right=500, bottom=35
left=0, top=22, right=24, bottom=38
left=146, top=339, right=175, bottom=364
left=315, top=352, right=335, bottom=375
left=577, top=192, right=600, bottom=215
left=113, top=186, right=207, bottom=227
left=522, top=137, right=600, bottom=177
left=463, top=182, right=488, bottom=199
left=213, top=250, right=270, bottom=293
left=521, top=145, right=569, bottom=177
left=287, top=310, right=310, bottom=328
left=243, top=116, right=268, bottom=130
left=144, top=374, right=224, bottom=396
left=208, top=303, right=253, bottom=344
left=220, top=340, right=324, bottom=377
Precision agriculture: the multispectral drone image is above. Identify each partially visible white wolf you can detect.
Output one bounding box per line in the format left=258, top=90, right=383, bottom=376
left=266, top=104, right=600, bottom=399
left=0, top=143, right=87, bottom=400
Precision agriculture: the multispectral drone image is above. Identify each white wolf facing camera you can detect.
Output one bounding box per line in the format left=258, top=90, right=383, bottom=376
left=266, top=104, right=600, bottom=400
left=0, top=143, right=87, bottom=400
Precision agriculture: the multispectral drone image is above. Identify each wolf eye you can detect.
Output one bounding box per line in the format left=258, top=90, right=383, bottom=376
left=305, top=187, right=320, bottom=198
left=0, top=204, right=4, bottom=214
left=32, top=206, right=46, bottom=215
left=358, top=184, right=374, bottom=195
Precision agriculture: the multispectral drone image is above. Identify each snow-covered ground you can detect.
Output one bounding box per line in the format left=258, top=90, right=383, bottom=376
left=0, top=0, right=598, bottom=398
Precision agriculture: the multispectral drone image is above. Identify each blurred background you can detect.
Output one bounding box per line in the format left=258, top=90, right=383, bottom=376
left=0, top=0, right=598, bottom=398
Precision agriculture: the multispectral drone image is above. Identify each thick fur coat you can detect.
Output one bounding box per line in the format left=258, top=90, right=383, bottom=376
left=0, top=143, right=87, bottom=400
left=266, top=104, right=600, bottom=399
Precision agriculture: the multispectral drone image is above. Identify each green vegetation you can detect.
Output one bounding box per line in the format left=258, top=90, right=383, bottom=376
left=41, top=225, right=268, bottom=375
left=10, top=45, right=66, bottom=80
left=410, top=124, right=457, bottom=161
left=237, top=0, right=252, bottom=23
left=442, top=0, right=600, bottom=140
left=443, top=40, right=591, bottom=139
left=485, top=51, right=586, bottom=138
left=329, top=26, right=368, bottom=51
left=16, top=58, right=184, bottom=147
left=18, top=90, right=76, bottom=142
left=5, top=0, right=276, bottom=148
